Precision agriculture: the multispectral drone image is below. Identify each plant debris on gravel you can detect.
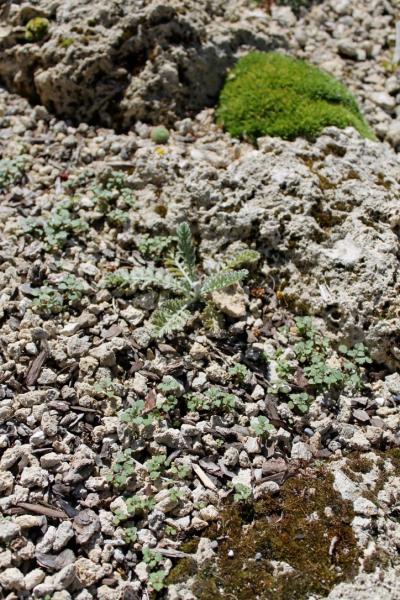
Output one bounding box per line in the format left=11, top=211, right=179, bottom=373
left=0, top=1, right=400, bottom=600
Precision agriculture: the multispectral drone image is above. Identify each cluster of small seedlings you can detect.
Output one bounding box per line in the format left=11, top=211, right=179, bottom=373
left=0, top=155, right=28, bottom=190
left=269, top=316, right=372, bottom=412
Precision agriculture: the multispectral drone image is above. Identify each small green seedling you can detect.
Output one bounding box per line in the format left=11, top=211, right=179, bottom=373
left=107, top=449, right=135, bottom=488
left=91, top=170, right=135, bottom=218
left=149, top=570, right=167, bottom=591
left=143, top=547, right=164, bottom=569
left=288, top=392, right=312, bottom=414
left=151, top=126, right=170, bottom=144
left=233, top=483, right=252, bottom=502
left=229, top=363, right=251, bottom=383
left=120, top=400, right=161, bottom=438
left=32, top=274, right=85, bottom=315
left=122, top=526, right=138, bottom=544
left=0, top=156, right=27, bottom=190
left=186, top=386, right=236, bottom=413
left=145, top=454, right=168, bottom=481
left=93, top=378, right=119, bottom=399
left=250, top=415, right=276, bottom=437
left=25, top=201, right=89, bottom=251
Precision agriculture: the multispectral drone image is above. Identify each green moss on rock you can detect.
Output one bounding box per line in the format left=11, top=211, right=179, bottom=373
left=217, top=52, right=375, bottom=142
left=169, top=468, right=360, bottom=599
left=151, top=126, right=170, bottom=144
left=25, top=17, right=50, bottom=43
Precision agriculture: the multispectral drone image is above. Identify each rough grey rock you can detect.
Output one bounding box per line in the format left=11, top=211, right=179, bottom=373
left=176, top=127, right=400, bottom=367
left=324, top=566, right=400, bottom=600
left=0, top=0, right=282, bottom=128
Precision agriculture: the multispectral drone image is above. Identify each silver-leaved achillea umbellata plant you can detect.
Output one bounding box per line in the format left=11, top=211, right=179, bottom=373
left=105, top=222, right=259, bottom=337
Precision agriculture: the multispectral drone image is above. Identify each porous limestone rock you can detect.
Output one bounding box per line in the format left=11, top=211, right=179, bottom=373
left=0, top=0, right=282, bottom=128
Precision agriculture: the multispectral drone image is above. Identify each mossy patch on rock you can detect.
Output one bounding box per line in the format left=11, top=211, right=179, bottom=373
left=168, top=468, right=360, bottom=599
left=217, top=52, right=375, bottom=142
left=25, top=17, right=50, bottom=43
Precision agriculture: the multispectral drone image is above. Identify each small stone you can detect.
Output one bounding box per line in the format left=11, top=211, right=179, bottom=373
left=131, top=327, right=151, bottom=349
left=73, top=509, right=100, bottom=544
left=131, top=372, right=148, bottom=396
left=134, top=562, right=148, bottom=582
left=137, top=528, right=157, bottom=547
left=212, top=286, right=247, bottom=319
left=232, top=468, right=252, bottom=488
left=353, top=409, right=370, bottom=423
left=154, top=428, right=187, bottom=449
left=291, top=441, right=312, bottom=461
left=370, top=92, right=396, bottom=112
left=53, top=565, right=76, bottom=589
left=61, top=322, right=81, bottom=336
left=191, top=516, right=208, bottom=530
left=337, top=41, right=365, bottom=61
left=244, top=402, right=259, bottom=417
left=251, top=384, right=264, bottom=400
left=53, top=521, right=74, bottom=551
left=40, top=452, right=65, bottom=469
left=66, top=335, right=91, bottom=358
left=0, top=567, right=25, bottom=591
left=75, top=558, right=105, bottom=587
left=25, top=568, right=45, bottom=590
left=254, top=481, right=280, bottom=499
left=385, top=373, right=400, bottom=395
left=332, top=468, right=359, bottom=501
left=41, top=412, right=58, bottom=436
left=25, top=342, right=38, bottom=355
left=349, top=429, right=371, bottom=451
left=20, top=466, right=48, bottom=488
left=191, top=371, right=207, bottom=390
left=199, top=505, right=219, bottom=522
left=244, top=437, right=261, bottom=454
left=37, top=368, right=57, bottom=385
left=31, top=430, right=46, bottom=447
left=0, top=520, right=20, bottom=542
left=189, top=342, right=208, bottom=360
left=120, top=306, right=144, bottom=325
left=205, top=363, right=229, bottom=385
left=14, top=515, right=45, bottom=529
left=353, top=497, right=378, bottom=516
left=0, top=549, right=12, bottom=568
left=196, top=537, right=216, bottom=566
left=270, top=560, right=295, bottom=576
left=79, top=262, right=98, bottom=277
left=0, top=470, right=14, bottom=494
left=227, top=549, right=234, bottom=558
left=36, top=525, right=57, bottom=553
left=222, top=446, right=239, bottom=468
left=89, top=343, right=116, bottom=367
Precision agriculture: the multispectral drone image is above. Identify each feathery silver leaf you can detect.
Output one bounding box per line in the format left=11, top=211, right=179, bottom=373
left=151, top=299, right=191, bottom=337
left=176, top=222, right=196, bottom=278
left=225, top=249, right=260, bottom=269
left=200, top=269, right=248, bottom=296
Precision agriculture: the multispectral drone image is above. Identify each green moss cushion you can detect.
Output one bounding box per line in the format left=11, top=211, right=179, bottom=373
left=217, top=52, right=375, bottom=142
